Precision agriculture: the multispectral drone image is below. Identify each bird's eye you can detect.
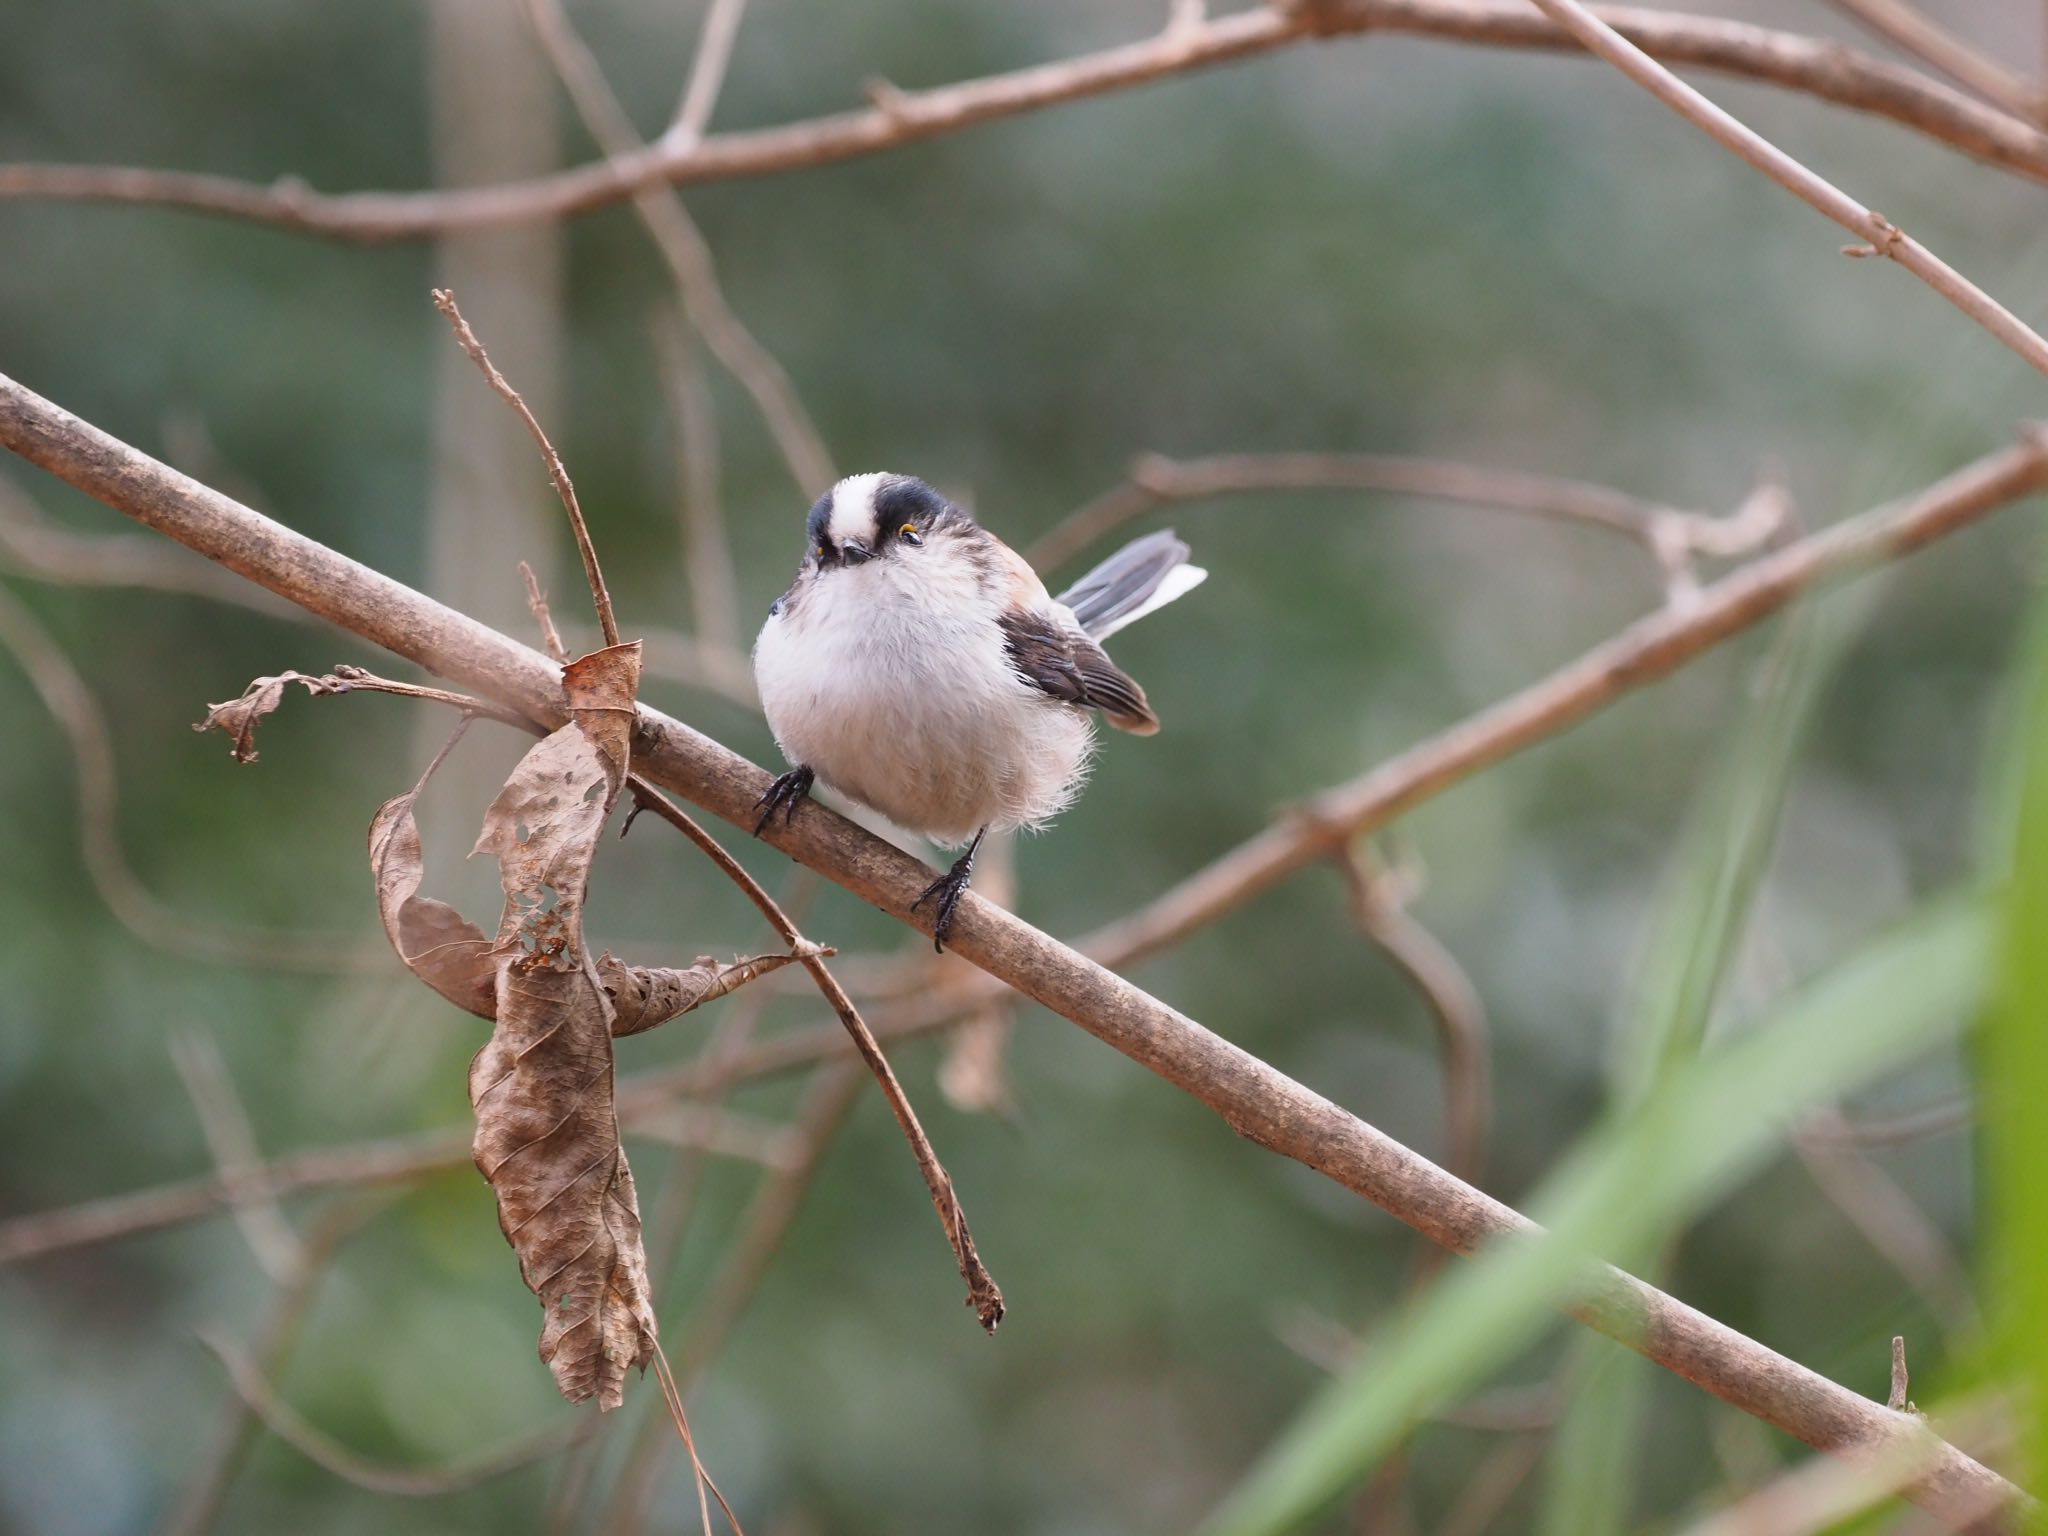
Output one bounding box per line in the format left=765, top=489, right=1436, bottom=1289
left=899, top=524, right=923, bottom=546
left=814, top=543, right=829, bottom=561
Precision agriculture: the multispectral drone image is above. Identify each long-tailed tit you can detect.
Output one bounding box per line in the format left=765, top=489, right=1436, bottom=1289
left=752, top=472, right=1206, bottom=949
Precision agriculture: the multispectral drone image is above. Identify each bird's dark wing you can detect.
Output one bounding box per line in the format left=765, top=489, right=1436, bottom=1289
left=999, top=609, right=1159, bottom=735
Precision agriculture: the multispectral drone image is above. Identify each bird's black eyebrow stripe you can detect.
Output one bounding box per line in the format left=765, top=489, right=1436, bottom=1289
left=871, top=478, right=953, bottom=535
left=805, top=492, right=835, bottom=548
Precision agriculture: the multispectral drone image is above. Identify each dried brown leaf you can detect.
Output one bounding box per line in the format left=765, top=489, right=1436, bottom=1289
left=368, top=789, right=496, bottom=1019
left=601, top=951, right=797, bottom=1038
left=193, top=670, right=349, bottom=763
left=345, top=643, right=785, bottom=1406
left=466, top=644, right=658, bottom=1409
left=370, top=783, right=787, bottom=1032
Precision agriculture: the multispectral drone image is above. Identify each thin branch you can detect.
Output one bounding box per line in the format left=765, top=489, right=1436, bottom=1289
left=1798, top=1097, right=1972, bottom=1148
left=520, top=0, right=834, bottom=495
left=169, top=1031, right=302, bottom=1282
left=0, top=374, right=2026, bottom=1524
left=1337, top=843, right=1490, bottom=1192
left=0, top=580, right=386, bottom=973
left=1026, top=451, right=1787, bottom=598
left=431, top=288, right=619, bottom=647
left=607, top=1060, right=866, bottom=1536
left=0, top=1103, right=796, bottom=1266
left=1520, top=0, right=2048, bottom=377
left=666, top=0, right=751, bottom=143
left=160, top=1195, right=390, bottom=1536
left=1678, top=1393, right=2014, bottom=1536
left=620, top=780, right=1004, bottom=1330
left=1794, top=1112, right=1978, bottom=1328
left=655, top=307, right=741, bottom=654
left=938, top=830, right=1018, bottom=1118
left=1438, top=1432, right=1551, bottom=1536
left=0, top=476, right=301, bottom=621
left=0, top=477, right=750, bottom=704
left=1891, top=1336, right=1912, bottom=1413
left=1081, top=431, right=2048, bottom=974
left=1827, top=0, right=2046, bottom=126
left=199, top=1333, right=589, bottom=1497
left=520, top=559, right=570, bottom=663
left=7, top=5, right=2048, bottom=234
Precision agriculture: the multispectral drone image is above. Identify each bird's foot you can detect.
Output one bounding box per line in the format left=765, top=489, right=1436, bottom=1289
left=911, top=832, right=984, bottom=953
left=753, top=765, right=814, bottom=835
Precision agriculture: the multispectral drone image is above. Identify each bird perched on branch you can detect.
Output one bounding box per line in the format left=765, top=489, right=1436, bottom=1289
left=753, top=472, right=1206, bottom=950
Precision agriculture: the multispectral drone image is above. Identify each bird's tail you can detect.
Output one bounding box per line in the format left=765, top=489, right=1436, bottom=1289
left=1054, top=529, right=1207, bottom=642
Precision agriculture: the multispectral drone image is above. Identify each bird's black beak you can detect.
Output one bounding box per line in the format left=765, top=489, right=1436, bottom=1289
left=839, top=539, right=874, bottom=566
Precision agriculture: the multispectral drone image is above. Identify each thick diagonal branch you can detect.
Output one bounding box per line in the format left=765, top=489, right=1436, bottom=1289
left=0, top=370, right=2028, bottom=1525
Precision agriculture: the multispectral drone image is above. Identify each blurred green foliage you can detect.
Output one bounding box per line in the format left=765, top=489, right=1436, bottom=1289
left=2, top=2, right=2046, bottom=1533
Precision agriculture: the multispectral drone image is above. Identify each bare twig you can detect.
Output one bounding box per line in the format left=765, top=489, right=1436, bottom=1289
left=938, top=830, right=1018, bottom=1117
left=620, top=780, right=1004, bottom=1330
left=160, top=1195, right=390, bottom=1536
left=1439, top=1432, right=1551, bottom=1536
left=0, top=1103, right=796, bottom=1266
left=0, top=374, right=2027, bottom=1523
left=199, top=1333, right=589, bottom=1496
left=1337, top=844, right=1490, bottom=1192
left=520, top=0, right=834, bottom=495
left=1827, top=0, right=2046, bottom=126
left=0, top=581, right=385, bottom=973
left=0, top=478, right=752, bottom=704
left=608, top=1061, right=866, bottom=1536
left=666, top=0, right=751, bottom=143
left=0, top=477, right=301, bottom=620
left=631, top=622, right=758, bottom=706
left=655, top=308, right=741, bottom=653
left=169, top=1031, right=303, bottom=1281
left=1679, top=1394, right=2014, bottom=1536
left=8, top=6, right=2048, bottom=234
left=1798, top=1097, right=1972, bottom=1148
left=1795, top=1114, right=1978, bottom=1327
left=1082, top=432, right=2048, bottom=974
left=1890, top=1336, right=1912, bottom=1412
left=520, top=558, right=569, bottom=662
left=1027, top=451, right=1786, bottom=595
left=1521, top=0, right=2048, bottom=377
left=432, top=288, right=619, bottom=646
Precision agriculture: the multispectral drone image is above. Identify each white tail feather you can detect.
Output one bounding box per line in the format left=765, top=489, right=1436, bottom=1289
left=1088, top=563, right=1207, bottom=641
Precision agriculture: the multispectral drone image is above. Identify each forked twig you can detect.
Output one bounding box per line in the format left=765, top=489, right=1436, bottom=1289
left=519, top=0, right=835, bottom=496
left=1522, top=0, right=2048, bottom=376
left=666, top=0, right=751, bottom=144
left=199, top=1333, right=590, bottom=1496
left=1827, top=0, right=2045, bottom=126
left=0, top=582, right=384, bottom=973
left=432, top=288, right=620, bottom=646
left=622, top=781, right=1005, bottom=1330
left=8, top=6, right=2048, bottom=236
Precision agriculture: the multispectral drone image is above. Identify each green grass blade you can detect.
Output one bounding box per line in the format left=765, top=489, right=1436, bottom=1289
left=1202, top=893, right=1989, bottom=1536
left=1991, top=599, right=2048, bottom=1527
left=1544, top=596, right=1870, bottom=1536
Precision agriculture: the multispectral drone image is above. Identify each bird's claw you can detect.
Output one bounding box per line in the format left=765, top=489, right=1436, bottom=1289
left=753, top=766, right=814, bottom=836
left=911, top=860, right=974, bottom=953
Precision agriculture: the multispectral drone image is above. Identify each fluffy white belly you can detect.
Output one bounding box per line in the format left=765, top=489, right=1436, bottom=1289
left=754, top=572, right=1094, bottom=844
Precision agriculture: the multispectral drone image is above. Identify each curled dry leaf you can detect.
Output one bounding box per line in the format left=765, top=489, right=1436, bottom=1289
left=370, top=787, right=791, bottom=1031
left=194, top=670, right=350, bottom=763
left=359, top=642, right=787, bottom=1409
left=469, top=642, right=652, bottom=1408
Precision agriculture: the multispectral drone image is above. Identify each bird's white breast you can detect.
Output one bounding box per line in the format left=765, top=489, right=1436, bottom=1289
left=753, top=554, right=1093, bottom=844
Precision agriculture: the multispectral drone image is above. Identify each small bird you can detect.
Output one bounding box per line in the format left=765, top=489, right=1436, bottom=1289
left=752, top=472, right=1206, bottom=949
